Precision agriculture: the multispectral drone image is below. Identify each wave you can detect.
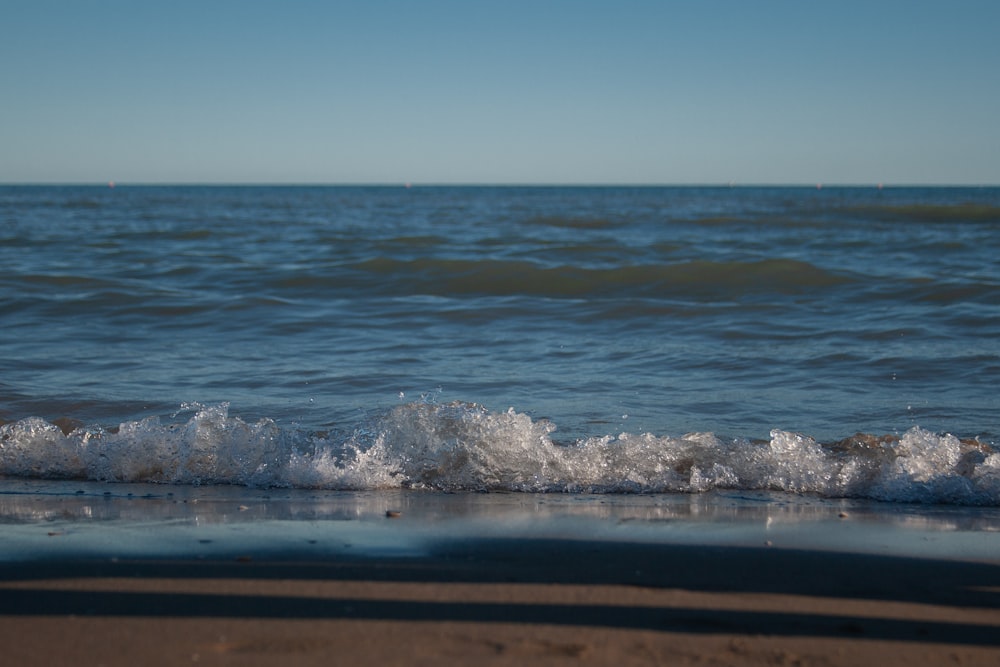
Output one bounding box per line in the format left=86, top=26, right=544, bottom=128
left=343, top=257, right=853, bottom=298
left=682, top=202, right=1000, bottom=226
left=2, top=402, right=997, bottom=505
left=525, top=215, right=621, bottom=230
left=856, top=203, right=1000, bottom=223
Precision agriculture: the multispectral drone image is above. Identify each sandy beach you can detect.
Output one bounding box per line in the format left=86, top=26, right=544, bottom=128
left=2, top=484, right=999, bottom=666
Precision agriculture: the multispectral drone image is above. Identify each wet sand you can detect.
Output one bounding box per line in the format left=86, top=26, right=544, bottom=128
left=2, top=482, right=1000, bottom=665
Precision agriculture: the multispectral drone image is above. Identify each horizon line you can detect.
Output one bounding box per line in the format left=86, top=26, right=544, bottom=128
left=2, top=181, right=999, bottom=188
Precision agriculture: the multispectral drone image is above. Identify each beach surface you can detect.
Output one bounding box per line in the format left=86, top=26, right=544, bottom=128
left=2, top=481, right=1000, bottom=666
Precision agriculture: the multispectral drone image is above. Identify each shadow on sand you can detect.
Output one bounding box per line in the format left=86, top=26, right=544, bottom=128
left=2, top=538, right=999, bottom=647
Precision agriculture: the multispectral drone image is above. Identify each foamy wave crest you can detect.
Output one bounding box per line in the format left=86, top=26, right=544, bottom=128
left=1, top=402, right=998, bottom=505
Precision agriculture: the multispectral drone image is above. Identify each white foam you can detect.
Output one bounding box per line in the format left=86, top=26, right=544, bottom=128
left=1, top=401, right=997, bottom=505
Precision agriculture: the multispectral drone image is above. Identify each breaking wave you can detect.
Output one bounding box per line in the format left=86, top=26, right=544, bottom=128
left=2, top=401, right=998, bottom=506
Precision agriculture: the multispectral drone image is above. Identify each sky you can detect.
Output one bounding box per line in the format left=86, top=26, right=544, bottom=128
left=1, top=0, right=998, bottom=185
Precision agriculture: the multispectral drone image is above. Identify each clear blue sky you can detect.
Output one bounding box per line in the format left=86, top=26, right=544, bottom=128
left=2, top=0, right=998, bottom=184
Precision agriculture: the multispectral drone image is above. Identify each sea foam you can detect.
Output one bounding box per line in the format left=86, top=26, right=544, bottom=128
left=1, top=401, right=997, bottom=505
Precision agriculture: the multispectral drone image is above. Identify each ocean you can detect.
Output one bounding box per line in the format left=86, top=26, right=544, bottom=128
left=1, top=185, right=998, bottom=505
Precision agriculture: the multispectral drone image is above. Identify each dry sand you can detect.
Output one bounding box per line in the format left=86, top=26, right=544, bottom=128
left=2, top=538, right=999, bottom=666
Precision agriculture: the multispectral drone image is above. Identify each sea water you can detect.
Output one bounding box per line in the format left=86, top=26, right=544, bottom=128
left=1, top=185, right=998, bottom=504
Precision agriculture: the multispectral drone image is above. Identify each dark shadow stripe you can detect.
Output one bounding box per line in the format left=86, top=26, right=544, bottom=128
left=8, top=540, right=998, bottom=609
left=0, top=588, right=996, bottom=647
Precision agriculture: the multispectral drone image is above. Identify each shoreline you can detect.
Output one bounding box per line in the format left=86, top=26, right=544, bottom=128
left=3, top=479, right=1000, bottom=562
left=3, top=481, right=1000, bottom=665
